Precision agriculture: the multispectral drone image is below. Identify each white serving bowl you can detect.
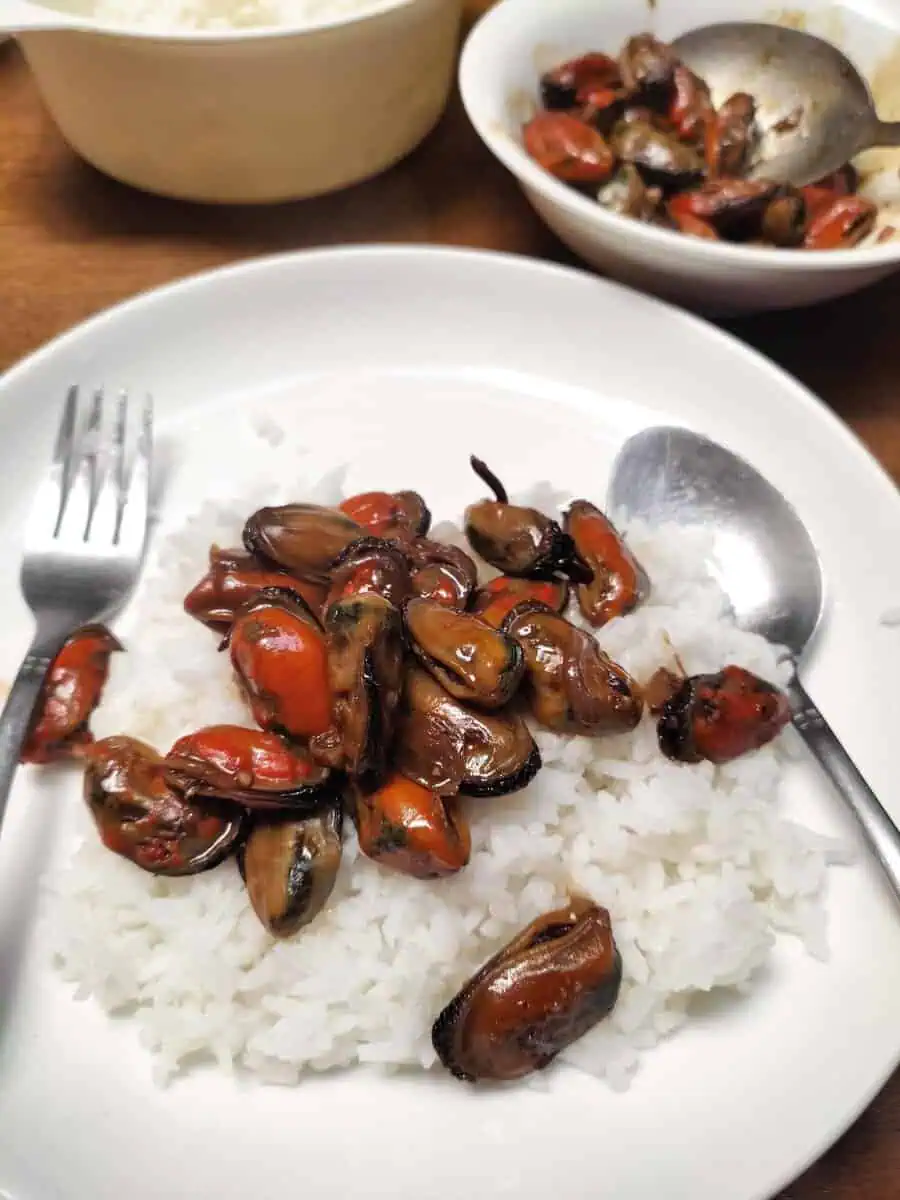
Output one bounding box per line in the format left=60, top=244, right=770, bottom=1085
left=459, top=0, right=900, bottom=315
left=1, top=0, right=460, bottom=203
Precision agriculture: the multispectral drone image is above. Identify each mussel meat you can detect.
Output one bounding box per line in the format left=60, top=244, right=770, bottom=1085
left=21, top=625, right=122, bottom=764
left=404, top=597, right=525, bottom=710
left=761, top=190, right=807, bottom=248
left=432, top=898, right=622, bottom=1082
left=325, top=537, right=413, bottom=610
left=539, top=51, right=621, bottom=111
left=310, top=594, right=405, bottom=781
left=164, top=725, right=333, bottom=811
left=226, top=586, right=332, bottom=739
left=84, top=735, right=244, bottom=875
left=618, top=33, right=678, bottom=99
left=564, top=500, right=649, bottom=627
left=503, top=602, right=642, bottom=736
left=668, top=64, right=713, bottom=142
left=350, top=772, right=471, bottom=879
left=705, top=92, right=758, bottom=178
left=667, top=179, right=779, bottom=237
left=405, top=537, right=479, bottom=610
left=611, top=118, right=703, bottom=188
left=464, top=457, right=584, bottom=581
left=470, top=576, right=569, bottom=630
left=183, top=545, right=326, bottom=631
left=522, top=112, right=616, bottom=185
left=239, top=802, right=343, bottom=938
left=657, top=664, right=791, bottom=763
left=242, top=504, right=363, bottom=583
left=339, top=490, right=431, bottom=539
left=804, top=195, right=876, bottom=250
left=395, top=667, right=541, bottom=798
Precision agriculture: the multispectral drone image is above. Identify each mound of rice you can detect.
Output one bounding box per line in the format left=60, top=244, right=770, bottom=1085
left=46, top=427, right=849, bottom=1089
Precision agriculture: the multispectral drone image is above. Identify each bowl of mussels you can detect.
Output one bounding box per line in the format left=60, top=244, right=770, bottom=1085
left=459, top=0, right=900, bottom=315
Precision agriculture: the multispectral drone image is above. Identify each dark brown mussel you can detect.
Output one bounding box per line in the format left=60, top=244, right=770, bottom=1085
left=339, top=490, right=431, bottom=539
left=238, top=802, right=343, bottom=938
left=404, top=537, right=479, bottom=610
left=611, top=119, right=703, bottom=189
left=618, top=33, right=678, bottom=99
left=84, top=735, right=245, bottom=876
left=539, top=51, right=621, bottom=110
left=658, top=664, right=791, bottom=764
left=226, top=586, right=332, bottom=740
left=667, top=179, right=779, bottom=239
left=432, top=898, right=622, bottom=1082
left=242, top=504, right=363, bottom=583
left=183, top=545, right=326, bottom=631
left=395, top=667, right=540, bottom=798
left=325, top=537, right=413, bottom=610
left=503, top=602, right=642, bottom=736
left=164, top=725, right=334, bottom=812
left=761, top=189, right=807, bottom=247
left=464, top=457, right=586, bottom=581
left=470, top=576, right=569, bottom=630
left=705, top=92, right=758, bottom=178
left=404, top=597, right=525, bottom=710
left=349, top=772, right=471, bottom=879
left=310, top=594, right=405, bottom=782
left=564, top=500, right=650, bottom=627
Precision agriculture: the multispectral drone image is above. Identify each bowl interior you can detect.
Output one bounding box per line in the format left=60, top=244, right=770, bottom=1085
left=461, top=0, right=900, bottom=261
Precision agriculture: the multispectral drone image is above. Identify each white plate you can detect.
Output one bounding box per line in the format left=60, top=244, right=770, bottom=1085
left=0, top=246, right=898, bottom=1200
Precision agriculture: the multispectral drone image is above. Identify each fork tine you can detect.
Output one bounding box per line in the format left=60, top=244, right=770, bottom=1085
left=57, top=387, right=104, bottom=543
left=86, top=390, right=128, bottom=547
left=50, top=385, right=81, bottom=537
left=116, top=394, right=152, bottom=552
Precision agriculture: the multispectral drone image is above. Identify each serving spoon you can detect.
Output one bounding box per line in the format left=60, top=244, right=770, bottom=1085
left=607, top=425, right=900, bottom=899
left=671, top=21, right=900, bottom=188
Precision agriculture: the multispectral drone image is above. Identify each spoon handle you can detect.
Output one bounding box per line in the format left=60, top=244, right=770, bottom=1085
left=871, top=120, right=900, bottom=149
left=789, top=678, right=900, bottom=899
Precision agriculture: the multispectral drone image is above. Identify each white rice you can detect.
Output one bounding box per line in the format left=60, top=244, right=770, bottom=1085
left=47, top=0, right=403, bottom=31
left=45, top=423, right=850, bottom=1090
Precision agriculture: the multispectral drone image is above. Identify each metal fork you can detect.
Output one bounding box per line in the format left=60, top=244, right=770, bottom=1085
left=0, top=386, right=152, bottom=831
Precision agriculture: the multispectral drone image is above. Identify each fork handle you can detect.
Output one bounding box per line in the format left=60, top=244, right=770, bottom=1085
left=788, top=676, right=900, bottom=902
left=0, top=628, right=73, bottom=835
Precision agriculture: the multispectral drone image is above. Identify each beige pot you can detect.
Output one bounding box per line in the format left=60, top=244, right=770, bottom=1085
left=9, top=0, right=460, bottom=203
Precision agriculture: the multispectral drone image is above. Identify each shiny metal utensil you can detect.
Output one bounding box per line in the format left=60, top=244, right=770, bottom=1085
left=608, top=426, right=900, bottom=898
left=0, top=387, right=152, bottom=835
left=672, top=21, right=900, bottom=188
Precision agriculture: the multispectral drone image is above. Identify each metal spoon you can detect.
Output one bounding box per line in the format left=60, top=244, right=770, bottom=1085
left=607, top=425, right=900, bottom=898
left=671, top=21, right=900, bottom=188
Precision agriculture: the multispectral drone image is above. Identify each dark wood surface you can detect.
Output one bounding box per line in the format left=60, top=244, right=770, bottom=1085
left=1, top=7, right=899, bottom=1194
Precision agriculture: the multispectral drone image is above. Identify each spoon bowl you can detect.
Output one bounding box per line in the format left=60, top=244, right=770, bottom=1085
left=608, top=425, right=900, bottom=903
left=671, top=21, right=900, bottom=187
left=606, top=426, right=822, bottom=653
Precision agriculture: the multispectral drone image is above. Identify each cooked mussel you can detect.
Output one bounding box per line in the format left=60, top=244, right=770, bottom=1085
left=667, top=179, right=779, bottom=237
left=325, top=537, right=413, bottom=610
left=404, top=536, right=479, bottom=609
left=84, top=735, right=244, bottom=875
left=657, top=664, right=791, bottom=764
left=404, top=597, right=524, bottom=710
left=339, top=490, right=431, bottom=539
left=310, top=594, right=405, bottom=781
left=432, top=898, right=622, bottom=1082
left=396, top=667, right=540, bottom=798
left=564, top=501, right=649, bottom=627
left=21, top=625, right=122, bottom=764
left=350, top=772, right=471, bottom=879
left=618, top=32, right=678, bottom=99
left=164, top=725, right=334, bottom=811
left=239, top=802, right=343, bottom=938
left=522, top=113, right=616, bottom=185
left=464, top=457, right=585, bottom=581
left=539, top=51, right=621, bottom=110
left=470, top=576, right=569, bottom=630
left=503, top=602, right=642, bottom=736
left=183, top=545, right=326, bottom=631
left=611, top=119, right=703, bottom=188
left=705, top=92, right=758, bottom=178
left=668, top=64, right=713, bottom=142
left=225, top=586, right=332, bottom=740
left=242, top=504, right=363, bottom=583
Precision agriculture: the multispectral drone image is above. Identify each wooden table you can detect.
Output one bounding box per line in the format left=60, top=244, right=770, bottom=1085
left=1, top=7, right=899, bottom=1194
